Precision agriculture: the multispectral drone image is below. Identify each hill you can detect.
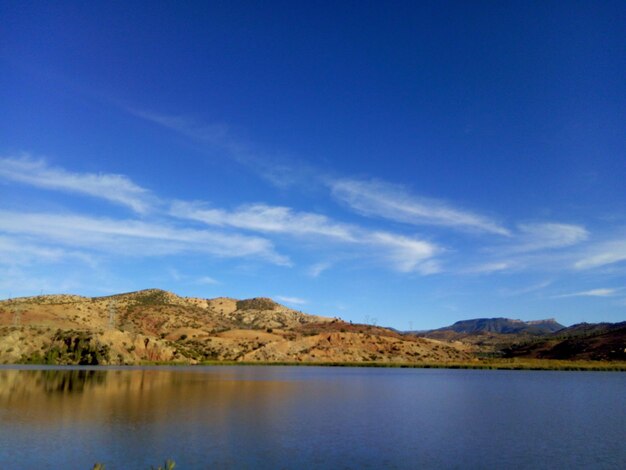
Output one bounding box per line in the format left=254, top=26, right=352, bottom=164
left=0, top=289, right=472, bottom=365
left=416, top=317, right=565, bottom=355
left=503, top=321, right=626, bottom=361
left=430, top=317, right=564, bottom=335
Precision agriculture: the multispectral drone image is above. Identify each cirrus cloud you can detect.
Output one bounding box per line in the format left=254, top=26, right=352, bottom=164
left=330, top=178, right=510, bottom=235
left=0, top=210, right=289, bottom=265
left=170, top=200, right=441, bottom=274
left=0, top=155, right=155, bottom=213
left=553, top=288, right=622, bottom=298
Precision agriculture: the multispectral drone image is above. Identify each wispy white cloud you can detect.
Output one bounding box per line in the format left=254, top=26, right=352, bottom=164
left=171, top=200, right=441, bottom=273
left=469, top=223, right=591, bottom=275
left=514, top=223, right=589, bottom=252
left=0, top=266, right=86, bottom=298
left=196, top=276, right=219, bottom=285
left=0, top=210, right=289, bottom=265
left=463, top=261, right=514, bottom=274
left=553, top=288, right=622, bottom=298
left=574, top=239, right=626, bottom=270
left=275, top=295, right=307, bottom=305
left=366, top=231, right=441, bottom=273
left=171, top=201, right=356, bottom=241
left=167, top=269, right=219, bottom=286
left=0, top=155, right=154, bottom=213
left=128, top=109, right=313, bottom=188
left=0, top=235, right=93, bottom=266
left=128, top=109, right=232, bottom=149
left=330, top=178, right=510, bottom=235
left=307, top=261, right=332, bottom=278
left=0, top=235, right=66, bottom=263
left=168, top=268, right=182, bottom=281
left=499, top=280, right=552, bottom=296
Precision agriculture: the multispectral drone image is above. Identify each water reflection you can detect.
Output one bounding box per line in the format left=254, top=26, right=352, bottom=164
left=0, top=367, right=298, bottom=428
left=0, top=367, right=624, bottom=469
left=42, top=369, right=106, bottom=394
left=0, top=368, right=106, bottom=396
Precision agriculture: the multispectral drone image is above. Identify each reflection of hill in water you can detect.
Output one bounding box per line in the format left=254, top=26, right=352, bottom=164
left=42, top=369, right=106, bottom=394
left=0, top=367, right=296, bottom=427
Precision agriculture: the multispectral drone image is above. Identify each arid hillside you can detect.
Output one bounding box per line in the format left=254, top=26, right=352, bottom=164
left=502, top=322, right=626, bottom=361
left=0, top=289, right=473, bottom=365
left=417, top=317, right=625, bottom=362
left=418, top=317, right=566, bottom=356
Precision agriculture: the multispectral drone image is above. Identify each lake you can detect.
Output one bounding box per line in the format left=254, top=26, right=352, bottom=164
left=0, top=366, right=624, bottom=469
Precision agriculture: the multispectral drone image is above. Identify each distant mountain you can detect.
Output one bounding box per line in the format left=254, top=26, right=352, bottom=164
left=433, top=317, right=565, bottom=335
left=413, top=318, right=567, bottom=354
left=504, top=321, right=626, bottom=361
left=550, top=321, right=625, bottom=339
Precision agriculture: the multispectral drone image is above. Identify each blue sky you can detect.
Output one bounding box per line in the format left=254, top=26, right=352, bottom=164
left=1, top=1, right=625, bottom=329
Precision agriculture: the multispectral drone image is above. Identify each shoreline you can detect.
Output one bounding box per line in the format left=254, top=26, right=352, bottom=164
left=3, top=358, right=626, bottom=372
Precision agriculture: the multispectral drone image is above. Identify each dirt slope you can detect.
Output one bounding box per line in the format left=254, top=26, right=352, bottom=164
left=0, top=289, right=472, bottom=365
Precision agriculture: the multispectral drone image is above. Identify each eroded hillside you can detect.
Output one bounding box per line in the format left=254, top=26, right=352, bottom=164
left=0, top=289, right=473, bottom=365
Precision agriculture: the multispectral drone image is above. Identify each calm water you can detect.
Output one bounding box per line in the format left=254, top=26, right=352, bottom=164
left=0, top=366, right=624, bottom=469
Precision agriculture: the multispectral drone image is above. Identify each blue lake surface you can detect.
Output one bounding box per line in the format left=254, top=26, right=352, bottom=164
left=0, top=366, right=624, bottom=469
